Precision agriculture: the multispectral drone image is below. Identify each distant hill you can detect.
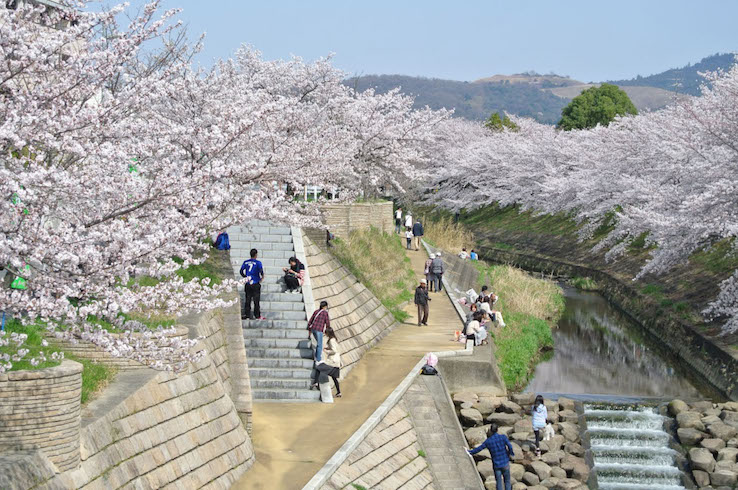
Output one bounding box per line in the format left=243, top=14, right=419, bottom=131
left=347, top=53, right=734, bottom=124
left=609, top=53, right=736, bottom=96
left=547, top=84, right=684, bottom=112
left=347, top=75, right=568, bottom=124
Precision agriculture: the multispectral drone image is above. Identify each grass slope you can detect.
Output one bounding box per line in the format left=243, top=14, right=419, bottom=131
left=331, top=227, right=415, bottom=322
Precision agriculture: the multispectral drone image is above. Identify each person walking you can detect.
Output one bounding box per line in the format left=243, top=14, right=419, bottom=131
left=424, top=253, right=435, bottom=292
left=412, top=219, right=424, bottom=251
left=240, top=248, right=265, bottom=320
left=414, top=279, right=430, bottom=326
left=405, top=227, right=413, bottom=250
left=531, top=395, right=548, bottom=458
left=431, top=251, right=445, bottom=292
left=395, top=207, right=403, bottom=234
left=468, top=424, right=515, bottom=490
left=311, top=326, right=342, bottom=397
left=307, top=300, right=330, bottom=362
left=404, top=211, right=413, bottom=231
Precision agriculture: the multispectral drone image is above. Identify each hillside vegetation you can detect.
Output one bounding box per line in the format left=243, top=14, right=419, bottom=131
left=609, top=52, right=735, bottom=96
left=331, top=227, right=416, bottom=322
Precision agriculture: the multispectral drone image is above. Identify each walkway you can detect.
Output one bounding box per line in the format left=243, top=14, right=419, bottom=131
left=233, top=235, right=464, bottom=490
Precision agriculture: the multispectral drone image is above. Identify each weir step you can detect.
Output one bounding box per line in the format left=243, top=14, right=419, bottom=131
left=242, top=319, right=308, bottom=330
left=245, top=338, right=311, bottom=349
left=249, top=368, right=312, bottom=380
left=243, top=329, right=308, bottom=340
left=252, top=378, right=313, bottom=390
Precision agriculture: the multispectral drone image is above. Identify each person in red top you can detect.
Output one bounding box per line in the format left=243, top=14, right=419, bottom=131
left=307, top=300, right=330, bottom=362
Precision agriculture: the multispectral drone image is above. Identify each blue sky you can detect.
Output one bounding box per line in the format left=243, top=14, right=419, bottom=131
left=162, top=0, right=737, bottom=82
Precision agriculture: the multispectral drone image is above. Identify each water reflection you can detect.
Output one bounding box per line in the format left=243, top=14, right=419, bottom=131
left=525, top=285, right=703, bottom=398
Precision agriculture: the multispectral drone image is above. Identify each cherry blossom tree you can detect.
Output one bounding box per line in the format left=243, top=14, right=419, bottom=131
left=0, top=1, right=448, bottom=372
left=426, top=65, right=738, bottom=333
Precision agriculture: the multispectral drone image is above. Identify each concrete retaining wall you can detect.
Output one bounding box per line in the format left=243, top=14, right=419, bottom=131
left=319, top=400, right=435, bottom=490
left=0, top=360, right=83, bottom=473
left=305, top=201, right=394, bottom=246
left=303, top=235, right=397, bottom=375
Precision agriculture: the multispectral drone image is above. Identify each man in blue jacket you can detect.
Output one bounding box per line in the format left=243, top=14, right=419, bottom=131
left=240, top=248, right=265, bottom=320
left=412, top=219, right=424, bottom=251
left=468, top=423, right=515, bottom=490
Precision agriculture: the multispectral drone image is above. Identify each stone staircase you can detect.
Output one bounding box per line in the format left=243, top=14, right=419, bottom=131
left=228, top=221, right=320, bottom=401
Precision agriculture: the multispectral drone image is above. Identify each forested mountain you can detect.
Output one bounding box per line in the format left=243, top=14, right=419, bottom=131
left=609, top=53, right=735, bottom=96
left=347, top=53, right=735, bottom=124
left=346, top=75, right=568, bottom=124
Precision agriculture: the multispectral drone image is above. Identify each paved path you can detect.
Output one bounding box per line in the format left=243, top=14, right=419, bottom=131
left=233, top=235, right=464, bottom=490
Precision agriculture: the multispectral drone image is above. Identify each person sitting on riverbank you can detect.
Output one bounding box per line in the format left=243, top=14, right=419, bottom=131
left=311, top=326, right=342, bottom=397
left=470, top=249, right=478, bottom=261
left=480, top=296, right=506, bottom=328
left=466, top=311, right=488, bottom=345
left=458, top=247, right=468, bottom=259
left=424, top=253, right=436, bottom=292
left=468, top=423, right=515, bottom=490
left=282, top=256, right=305, bottom=293
left=531, top=394, right=548, bottom=458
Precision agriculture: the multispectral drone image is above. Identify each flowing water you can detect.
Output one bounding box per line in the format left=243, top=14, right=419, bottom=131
left=585, top=404, right=685, bottom=489
left=522, top=285, right=720, bottom=488
left=525, top=285, right=706, bottom=398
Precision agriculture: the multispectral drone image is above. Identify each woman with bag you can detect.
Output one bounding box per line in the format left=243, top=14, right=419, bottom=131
left=531, top=394, right=548, bottom=458
left=310, top=326, right=342, bottom=398
left=283, top=256, right=305, bottom=293
left=424, top=253, right=436, bottom=292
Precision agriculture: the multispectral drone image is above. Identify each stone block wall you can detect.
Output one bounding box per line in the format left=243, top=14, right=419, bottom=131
left=38, top=357, right=254, bottom=489
left=305, top=200, right=394, bottom=246
left=319, top=400, right=435, bottom=490
left=304, top=236, right=397, bottom=375
left=0, top=360, right=83, bottom=473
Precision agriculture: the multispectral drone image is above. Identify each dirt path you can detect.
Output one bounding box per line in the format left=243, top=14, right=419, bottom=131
left=233, top=236, right=463, bottom=490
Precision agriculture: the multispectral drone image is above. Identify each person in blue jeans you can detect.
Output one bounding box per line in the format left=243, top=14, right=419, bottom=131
left=240, top=248, right=265, bottom=320
left=307, top=300, right=330, bottom=365
left=468, top=423, right=515, bottom=490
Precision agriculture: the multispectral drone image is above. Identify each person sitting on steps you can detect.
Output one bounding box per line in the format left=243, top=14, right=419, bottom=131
left=283, top=256, right=305, bottom=293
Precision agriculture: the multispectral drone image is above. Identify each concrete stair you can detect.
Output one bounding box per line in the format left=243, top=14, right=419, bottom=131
left=228, top=220, right=319, bottom=402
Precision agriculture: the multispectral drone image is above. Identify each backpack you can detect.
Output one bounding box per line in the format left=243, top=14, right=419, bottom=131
left=214, top=232, right=230, bottom=250
left=420, top=364, right=438, bottom=376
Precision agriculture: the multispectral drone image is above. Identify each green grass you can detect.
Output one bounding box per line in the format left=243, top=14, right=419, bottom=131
left=690, top=238, right=738, bottom=274
left=462, top=204, right=579, bottom=237
left=493, top=312, right=554, bottom=390
left=351, top=484, right=368, bottom=490
left=417, top=449, right=427, bottom=458
left=570, top=276, right=599, bottom=291
left=1, top=319, right=116, bottom=404
left=332, top=227, right=416, bottom=323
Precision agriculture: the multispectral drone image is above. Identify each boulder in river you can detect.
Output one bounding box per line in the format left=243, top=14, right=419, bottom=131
left=668, top=399, right=689, bottom=416
left=689, top=447, right=716, bottom=473
left=678, top=427, right=706, bottom=446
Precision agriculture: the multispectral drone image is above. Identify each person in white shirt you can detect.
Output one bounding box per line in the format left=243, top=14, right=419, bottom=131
left=459, top=247, right=468, bottom=259
left=395, top=207, right=403, bottom=234
left=405, top=227, right=413, bottom=249
left=404, top=212, right=413, bottom=229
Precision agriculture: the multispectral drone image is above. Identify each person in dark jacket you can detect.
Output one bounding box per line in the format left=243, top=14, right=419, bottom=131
left=414, top=279, right=430, bottom=326
left=430, top=252, right=444, bottom=292
left=468, top=424, right=515, bottom=490
left=412, top=220, right=424, bottom=251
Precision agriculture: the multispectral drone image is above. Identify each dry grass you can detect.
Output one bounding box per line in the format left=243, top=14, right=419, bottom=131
left=423, top=217, right=476, bottom=253
left=332, top=227, right=415, bottom=322
left=477, top=263, right=564, bottom=321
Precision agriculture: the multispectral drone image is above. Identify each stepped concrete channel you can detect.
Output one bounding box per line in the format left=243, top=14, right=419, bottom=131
left=228, top=220, right=320, bottom=402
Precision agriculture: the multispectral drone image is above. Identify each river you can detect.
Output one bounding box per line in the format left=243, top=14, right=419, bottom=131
left=524, top=284, right=711, bottom=400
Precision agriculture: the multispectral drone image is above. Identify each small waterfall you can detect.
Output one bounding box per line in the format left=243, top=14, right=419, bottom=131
left=584, top=404, right=685, bottom=490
